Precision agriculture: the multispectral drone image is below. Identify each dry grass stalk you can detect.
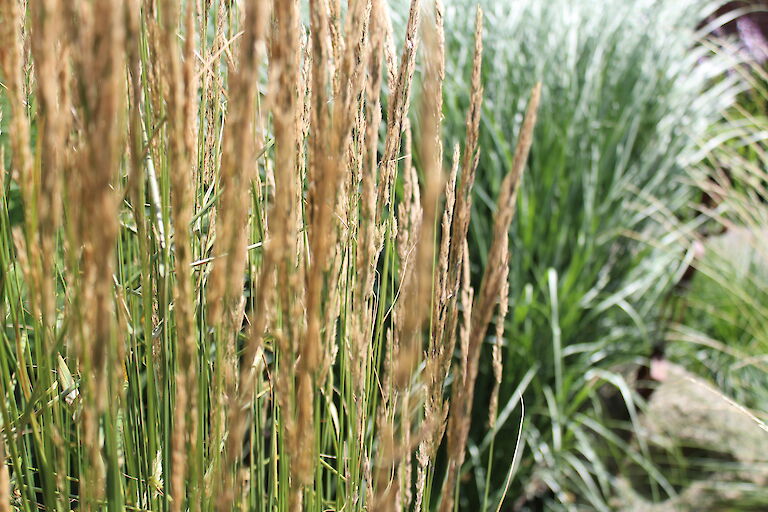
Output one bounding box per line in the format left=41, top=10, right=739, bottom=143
left=437, top=6, right=483, bottom=398
left=0, top=14, right=41, bottom=487
left=391, top=121, right=421, bottom=388
left=0, top=0, right=38, bottom=328
left=345, top=0, right=386, bottom=500
left=206, top=0, right=264, bottom=330
left=29, top=0, right=66, bottom=341
left=267, top=0, right=307, bottom=504
left=416, top=10, right=484, bottom=505
left=200, top=0, right=228, bottom=186
left=429, top=111, right=455, bottom=398
left=376, top=0, right=420, bottom=219
left=371, top=142, right=419, bottom=511
left=459, top=240, right=473, bottom=388
left=125, top=0, right=145, bottom=202
left=0, top=0, right=32, bottom=199
left=304, top=0, right=370, bottom=394
left=440, top=81, right=541, bottom=512
left=354, top=0, right=386, bottom=365
left=211, top=0, right=272, bottom=509
left=397, top=17, right=445, bottom=505
left=373, top=4, right=447, bottom=509
left=489, top=243, right=509, bottom=428
left=299, top=0, right=336, bottom=493
left=328, top=0, right=342, bottom=90
left=396, top=0, right=444, bottom=388
left=448, top=5, right=483, bottom=291
left=58, top=0, right=128, bottom=507
left=472, top=81, right=541, bottom=354
left=415, top=143, right=459, bottom=510
left=157, top=0, right=200, bottom=507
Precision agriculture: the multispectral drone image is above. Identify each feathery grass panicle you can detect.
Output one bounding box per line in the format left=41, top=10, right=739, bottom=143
left=425, top=143, right=458, bottom=414
left=301, top=0, right=371, bottom=492
left=416, top=12, right=486, bottom=509
left=346, top=9, right=387, bottom=498
left=371, top=117, right=420, bottom=512
left=452, top=5, right=484, bottom=255
left=376, top=0, right=420, bottom=219
left=0, top=0, right=32, bottom=206
left=395, top=9, right=445, bottom=379
left=0, top=0, right=33, bottom=409
left=472, top=82, right=540, bottom=334
left=29, top=0, right=66, bottom=341
left=441, top=81, right=541, bottom=512
left=440, top=7, right=483, bottom=390
left=156, top=0, right=200, bottom=508
left=62, top=0, right=128, bottom=507
left=211, top=0, right=275, bottom=508
left=213, top=0, right=272, bottom=495
left=0, top=0, right=37, bottom=324
left=489, top=242, right=509, bottom=429
left=206, top=0, right=267, bottom=330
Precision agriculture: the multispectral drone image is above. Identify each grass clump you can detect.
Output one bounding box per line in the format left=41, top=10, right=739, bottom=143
left=435, top=0, right=741, bottom=509
left=0, top=0, right=543, bottom=510
left=671, top=61, right=768, bottom=411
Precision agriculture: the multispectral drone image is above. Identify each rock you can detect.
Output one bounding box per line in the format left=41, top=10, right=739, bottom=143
left=616, top=362, right=768, bottom=510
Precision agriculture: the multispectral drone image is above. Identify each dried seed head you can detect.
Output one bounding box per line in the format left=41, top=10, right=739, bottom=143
left=489, top=243, right=509, bottom=429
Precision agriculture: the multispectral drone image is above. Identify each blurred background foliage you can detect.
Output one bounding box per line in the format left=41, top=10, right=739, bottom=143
left=394, top=0, right=768, bottom=509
